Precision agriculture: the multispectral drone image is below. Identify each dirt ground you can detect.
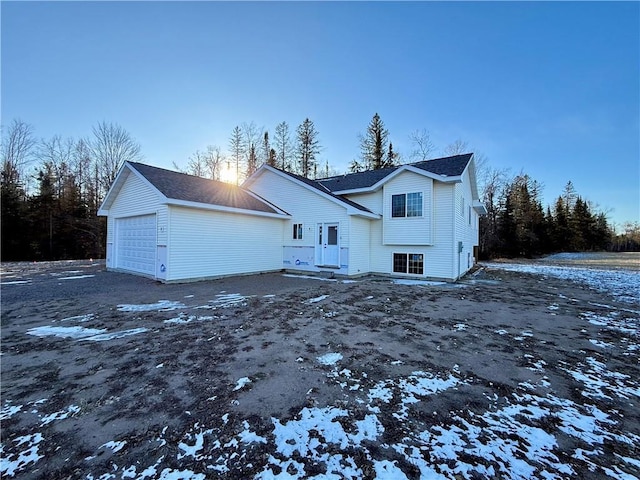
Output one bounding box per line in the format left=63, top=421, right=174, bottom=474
left=1, top=258, right=638, bottom=479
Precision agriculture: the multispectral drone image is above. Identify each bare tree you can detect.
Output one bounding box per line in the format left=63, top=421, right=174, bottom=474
left=205, top=145, right=225, bottom=180
left=72, top=138, right=96, bottom=212
left=274, top=121, right=293, bottom=171
left=90, top=121, right=142, bottom=196
left=1, top=119, right=36, bottom=186
left=241, top=121, right=263, bottom=178
left=38, top=135, right=76, bottom=199
left=408, top=128, right=436, bottom=161
left=184, top=150, right=208, bottom=178
left=443, top=139, right=469, bottom=156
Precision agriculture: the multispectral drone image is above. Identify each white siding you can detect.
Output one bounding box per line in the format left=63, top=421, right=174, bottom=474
left=105, top=170, right=166, bottom=271
left=453, top=169, right=480, bottom=278
left=348, top=216, right=371, bottom=275
left=167, top=206, right=283, bottom=281
left=365, top=181, right=456, bottom=280
left=430, top=182, right=456, bottom=279
left=381, top=172, right=433, bottom=245
left=347, top=191, right=383, bottom=215
left=249, top=169, right=352, bottom=274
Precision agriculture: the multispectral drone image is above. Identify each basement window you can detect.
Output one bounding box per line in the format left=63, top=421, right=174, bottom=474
left=393, top=253, right=424, bottom=275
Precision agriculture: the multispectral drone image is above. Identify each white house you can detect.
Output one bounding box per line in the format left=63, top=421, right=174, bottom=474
left=98, top=154, right=486, bottom=282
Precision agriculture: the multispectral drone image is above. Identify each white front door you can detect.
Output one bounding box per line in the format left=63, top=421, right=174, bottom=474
left=316, top=223, right=339, bottom=267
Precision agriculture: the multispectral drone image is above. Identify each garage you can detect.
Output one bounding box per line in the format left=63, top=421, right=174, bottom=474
left=116, top=214, right=156, bottom=276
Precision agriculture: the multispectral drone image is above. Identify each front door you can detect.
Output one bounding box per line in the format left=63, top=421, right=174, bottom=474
left=316, top=223, right=339, bottom=267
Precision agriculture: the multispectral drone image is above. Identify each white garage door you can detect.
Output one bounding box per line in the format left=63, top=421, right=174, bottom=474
left=116, top=214, right=156, bottom=276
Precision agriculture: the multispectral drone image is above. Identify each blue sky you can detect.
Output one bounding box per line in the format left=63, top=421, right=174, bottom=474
left=2, top=1, right=638, bottom=227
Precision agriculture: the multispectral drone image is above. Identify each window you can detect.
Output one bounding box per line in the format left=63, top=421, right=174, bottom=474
left=391, top=194, right=406, bottom=217
left=393, top=253, right=424, bottom=275
left=393, top=253, right=407, bottom=273
left=407, top=192, right=423, bottom=217
left=468, top=206, right=472, bottom=225
left=460, top=197, right=465, bottom=216
left=293, top=223, right=303, bottom=240
left=391, top=192, right=422, bottom=218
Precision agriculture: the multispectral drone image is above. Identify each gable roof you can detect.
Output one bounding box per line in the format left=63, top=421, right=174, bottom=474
left=243, top=165, right=380, bottom=218
left=99, top=162, right=287, bottom=217
left=318, top=153, right=473, bottom=193
left=274, top=168, right=376, bottom=214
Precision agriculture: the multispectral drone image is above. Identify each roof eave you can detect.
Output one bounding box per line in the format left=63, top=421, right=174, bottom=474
left=330, top=166, right=460, bottom=195
left=473, top=200, right=487, bottom=215
left=348, top=209, right=381, bottom=219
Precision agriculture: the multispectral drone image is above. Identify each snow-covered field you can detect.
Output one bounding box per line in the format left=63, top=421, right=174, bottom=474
left=1, top=255, right=639, bottom=479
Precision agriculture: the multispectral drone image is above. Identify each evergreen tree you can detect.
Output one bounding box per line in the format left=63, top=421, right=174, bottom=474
left=262, top=131, right=270, bottom=166
left=360, top=113, right=392, bottom=170
left=246, top=143, right=258, bottom=177
left=551, top=196, right=571, bottom=251
left=296, top=118, right=321, bottom=178
left=267, top=148, right=277, bottom=167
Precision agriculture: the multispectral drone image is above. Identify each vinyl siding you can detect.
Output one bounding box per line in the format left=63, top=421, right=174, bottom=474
left=381, top=172, right=433, bottom=245
left=430, top=182, right=456, bottom=279
left=166, top=206, right=283, bottom=281
left=347, top=191, right=383, bottom=215
left=348, top=216, right=370, bottom=275
left=366, top=181, right=455, bottom=279
left=248, top=169, right=351, bottom=273
left=105, top=170, right=166, bottom=269
left=453, top=168, right=480, bottom=278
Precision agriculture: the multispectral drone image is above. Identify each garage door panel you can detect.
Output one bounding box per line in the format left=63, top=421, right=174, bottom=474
left=116, top=215, right=156, bottom=275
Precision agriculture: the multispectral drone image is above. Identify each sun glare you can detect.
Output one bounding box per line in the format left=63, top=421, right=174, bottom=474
left=219, top=161, right=239, bottom=185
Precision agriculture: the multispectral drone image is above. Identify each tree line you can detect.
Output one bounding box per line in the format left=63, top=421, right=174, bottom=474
left=177, top=118, right=326, bottom=183
left=1, top=119, right=142, bottom=261
left=478, top=173, right=618, bottom=259
left=1, top=115, right=637, bottom=262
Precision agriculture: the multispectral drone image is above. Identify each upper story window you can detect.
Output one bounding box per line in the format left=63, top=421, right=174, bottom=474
left=391, top=192, right=422, bottom=218
left=460, top=196, right=465, bottom=216
left=293, top=223, right=303, bottom=240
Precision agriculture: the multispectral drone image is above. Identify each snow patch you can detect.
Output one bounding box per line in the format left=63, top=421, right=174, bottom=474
left=306, top=294, right=329, bottom=304
left=233, top=377, right=252, bottom=391
left=316, top=352, right=343, bottom=366
left=59, top=274, right=95, bottom=280
left=0, top=433, right=44, bottom=477
left=117, top=300, right=185, bottom=312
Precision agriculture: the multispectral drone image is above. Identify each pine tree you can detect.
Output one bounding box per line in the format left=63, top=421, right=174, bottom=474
left=296, top=118, right=321, bottom=178
left=262, top=132, right=270, bottom=166
left=246, top=143, right=258, bottom=178
left=387, top=143, right=398, bottom=166
left=268, top=148, right=277, bottom=167
left=360, top=113, right=390, bottom=170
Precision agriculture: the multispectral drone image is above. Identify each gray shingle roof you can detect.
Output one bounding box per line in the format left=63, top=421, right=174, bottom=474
left=318, top=153, right=473, bottom=192
left=128, top=162, right=280, bottom=214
